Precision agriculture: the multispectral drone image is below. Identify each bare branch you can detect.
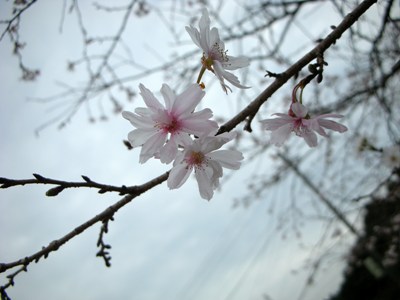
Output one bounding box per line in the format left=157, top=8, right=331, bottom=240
left=0, top=171, right=169, bottom=274
left=0, top=0, right=37, bottom=41
left=0, top=174, right=140, bottom=196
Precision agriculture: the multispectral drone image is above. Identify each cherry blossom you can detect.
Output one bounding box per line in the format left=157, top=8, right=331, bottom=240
left=167, top=132, right=243, bottom=200
left=260, top=102, right=348, bottom=147
left=185, top=8, right=250, bottom=93
left=122, top=83, right=218, bottom=164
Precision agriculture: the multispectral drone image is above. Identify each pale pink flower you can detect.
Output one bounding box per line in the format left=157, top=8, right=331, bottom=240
left=167, top=132, right=243, bottom=200
left=122, top=83, right=218, bottom=164
left=185, top=8, right=250, bottom=93
left=260, top=102, right=348, bottom=147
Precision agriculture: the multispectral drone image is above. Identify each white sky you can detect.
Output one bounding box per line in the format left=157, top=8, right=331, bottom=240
left=1, top=0, right=388, bottom=299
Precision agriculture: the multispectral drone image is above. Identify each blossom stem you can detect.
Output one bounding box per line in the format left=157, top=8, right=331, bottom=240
left=292, top=84, right=300, bottom=103
left=299, top=86, right=304, bottom=104
left=196, top=65, right=206, bottom=84
left=291, top=82, right=305, bottom=104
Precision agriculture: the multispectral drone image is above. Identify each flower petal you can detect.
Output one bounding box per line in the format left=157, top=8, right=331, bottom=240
left=159, top=137, right=178, bottom=164
left=301, top=129, right=318, bottom=147
left=122, top=111, right=153, bottom=128
left=160, top=83, right=175, bottom=111
left=181, top=109, right=218, bottom=136
left=315, top=113, right=344, bottom=119
left=209, top=27, right=221, bottom=48
left=139, top=84, right=164, bottom=110
left=270, top=123, right=292, bottom=146
left=207, top=160, right=223, bottom=186
left=223, top=55, right=250, bottom=70
left=291, top=102, right=308, bottom=118
left=139, top=132, right=166, bottom=163
left=173, top=84, right=205, bottom=115
left=200, top=132, right=236, bottom=154
left=307, top=119, right=328, bottom=137
left=318, top=119, right=348, bottom=133
left=127, top=128, right=156, bottom=148
left=168, top=163, right=192, bottom=189
left=260, top=117, right=292, bottom=131
left=185, top=26, right=202, bottom=49
left=199, top=8, right=211, bottom=52
left=134, top=107, right=152, bottom=117
left=208, top=150, right=243, bottom=170
left=174, top=132, right=193, bottom=148
left=213, top=61, right=250, bottom=90
left=195, top=168, right=214, bottom=200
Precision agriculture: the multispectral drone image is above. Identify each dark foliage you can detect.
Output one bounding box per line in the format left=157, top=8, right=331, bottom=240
left=331, top=169, right=400, bottom=300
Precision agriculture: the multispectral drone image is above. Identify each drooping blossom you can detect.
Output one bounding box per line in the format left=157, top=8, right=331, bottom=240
left=167, top=132, right=243, bottom=200
left=122, top=83, right=218, bottom=164
left=185, top=8, right=250, bottom=93
left=260, top=102, right=348, bottom=147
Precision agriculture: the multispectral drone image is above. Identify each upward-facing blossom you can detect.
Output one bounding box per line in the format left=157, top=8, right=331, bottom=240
left=185, top=8, right=250, bottom=93
left=260, top=102, right=348, bottom=147
left=167, top=132, right=243, bottom=200
left=122, top=83, right=218, bottom=164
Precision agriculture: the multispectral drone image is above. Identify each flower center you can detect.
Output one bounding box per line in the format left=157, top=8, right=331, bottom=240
left=157, top=114, right=181, bottom=134
left=186, top=151, right=205, bottom=167
left=201, top=42, right=229, bottom=71
left=165, top=118, right=179, bottom=132
left=210, top=42, right=228, bottom=62
left=292, top=119, right=310, bottom=136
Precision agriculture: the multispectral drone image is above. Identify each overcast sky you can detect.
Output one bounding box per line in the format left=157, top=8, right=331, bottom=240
left=0, top=0, right=385, bottom=299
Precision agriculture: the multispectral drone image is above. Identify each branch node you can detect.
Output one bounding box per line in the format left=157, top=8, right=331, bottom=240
left=32, top=173, right=45, bottom=181
left=96, top=216, right=114, bottom=267
left=81, top=175, right=92, bottom=183
left=45, top=186, right=64, bottom=197
left=264, top=70, right=282, bottom=78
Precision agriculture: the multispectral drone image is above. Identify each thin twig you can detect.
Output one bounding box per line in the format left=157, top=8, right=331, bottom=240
left=278, top=153, right=360, bottom=237
left=0, top=174, right=138, bottom=196
left=0, top=0, right=37, bottom=41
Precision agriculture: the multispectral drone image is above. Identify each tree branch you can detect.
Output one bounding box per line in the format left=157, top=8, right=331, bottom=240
left=0, top=174, right=140, bottom=196
left=217, top=0, right=378, bottom=134
left=0, top=171, right=169, bottom=274
left=0, top=0, right=37, bottom=41
left=277, top=153, right=360, bottom=237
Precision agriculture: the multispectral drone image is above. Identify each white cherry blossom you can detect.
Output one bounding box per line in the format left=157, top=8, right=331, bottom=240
left=167, top=132, right=243, bottom=200
left=260, top=102, right=348, bottom=147
left=122, top=83, right=218, bottom=164
left=186, top=8, right=250, bottom=93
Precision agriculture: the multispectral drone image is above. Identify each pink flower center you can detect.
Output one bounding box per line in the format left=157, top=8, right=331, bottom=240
left=293, top=118, right=303, bottom=130
left=158, top=114, right=182, bottom=134
left=186, top=151, right=205, bottom=167
left=292, top=118, right=311, bottom=136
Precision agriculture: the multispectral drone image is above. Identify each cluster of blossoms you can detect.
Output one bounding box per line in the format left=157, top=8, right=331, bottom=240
left=123, top=8, right=349, bottom=199
left=123, top=8, right=248, bottom=200
left=260, top=83, right=348, bottom=147
left=122, top=83, right=244, bottom=200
